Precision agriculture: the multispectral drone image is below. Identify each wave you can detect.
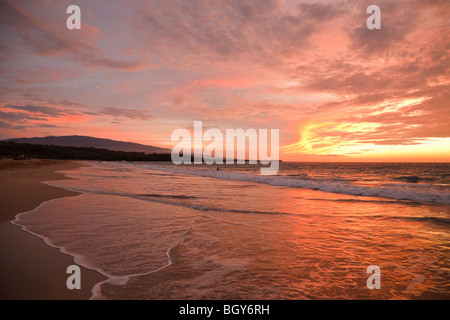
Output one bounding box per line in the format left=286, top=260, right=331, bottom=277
left=393, top=176, right=436, bottom=183
left=11, top=195, right=193, bottom=300
left=371, top=215, right=450, bottom=226
left=139, top=194, right=200, bottom=200
left=90, top=240, right=182, bottom=300
left=42, top=181, right=293, bottom=216
left=9, top=196, right=123, bottom=299
left=308, top=198, right=408, bottom=204
left=135, top=164, right=450, bottom=205
left=396, top=216, right=450, bottom=225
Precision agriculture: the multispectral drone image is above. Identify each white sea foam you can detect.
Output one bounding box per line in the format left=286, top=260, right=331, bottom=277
left=51, top=161, right=450, bottom=204
left=133, top=164, right=450, bottom=205
left=8, top=161, right=450, bottom=300
left=10, top=196, right=121, bottom=297
left=11, top=190, right=190, bottom=300
left=89, top=240, right=182, bottom=300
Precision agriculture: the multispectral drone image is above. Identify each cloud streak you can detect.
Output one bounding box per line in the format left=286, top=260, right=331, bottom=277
left=0, top=0, right=146, bottom=70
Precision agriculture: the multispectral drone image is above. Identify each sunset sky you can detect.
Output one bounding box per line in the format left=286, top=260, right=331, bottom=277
left=0, top=0, right=449, bottom=162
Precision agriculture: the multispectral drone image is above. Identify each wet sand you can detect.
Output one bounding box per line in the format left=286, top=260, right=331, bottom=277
left=0, top=159, right=107, bottom=300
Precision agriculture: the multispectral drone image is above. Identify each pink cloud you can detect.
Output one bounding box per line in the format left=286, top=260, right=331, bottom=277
left=0, top=0, right=146, bottom=70
left=0, top=0, right=448, bottom=160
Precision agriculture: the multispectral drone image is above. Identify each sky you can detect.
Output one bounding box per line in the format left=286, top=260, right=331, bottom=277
left=0, top=0, right=449, bottom=162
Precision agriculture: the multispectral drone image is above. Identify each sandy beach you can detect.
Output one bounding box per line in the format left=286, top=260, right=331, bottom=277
left=1, top=160, right=448, bottom=299
left=0, top=159, right=106, bottom=300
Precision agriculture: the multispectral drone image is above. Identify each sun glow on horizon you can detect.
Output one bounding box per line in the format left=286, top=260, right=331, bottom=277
left=281, top=120, right=450, bottom=162
left=282, top=121, right=381, bottom=155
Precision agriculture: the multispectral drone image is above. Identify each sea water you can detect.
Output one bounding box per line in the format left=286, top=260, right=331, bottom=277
left=12, top=161, right=450, bottom=299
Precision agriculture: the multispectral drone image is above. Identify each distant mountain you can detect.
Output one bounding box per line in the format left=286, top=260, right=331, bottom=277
left=4, top=135, right=171, bottom=154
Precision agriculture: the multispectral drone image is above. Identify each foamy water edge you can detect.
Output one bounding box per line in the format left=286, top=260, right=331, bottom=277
left=10, top=181, right=181, bottom=300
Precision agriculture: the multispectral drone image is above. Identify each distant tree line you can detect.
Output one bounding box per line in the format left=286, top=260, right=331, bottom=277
left=0, top=141, right=173, bottom=161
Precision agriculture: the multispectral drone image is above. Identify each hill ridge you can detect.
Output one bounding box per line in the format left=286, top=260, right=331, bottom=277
left=3, top=135, right=171, bottom=154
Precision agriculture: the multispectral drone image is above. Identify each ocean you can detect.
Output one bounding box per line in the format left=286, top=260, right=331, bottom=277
left=12, top=161, right=450, bottom=299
